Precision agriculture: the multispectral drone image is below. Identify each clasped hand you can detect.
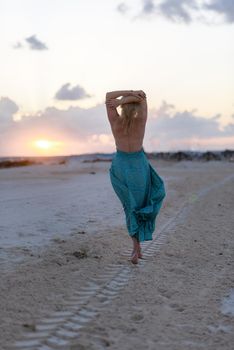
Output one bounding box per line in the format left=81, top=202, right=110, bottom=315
left=129, top=90, right=146, bottom=99
left=106, top=90, right=146, bottom=109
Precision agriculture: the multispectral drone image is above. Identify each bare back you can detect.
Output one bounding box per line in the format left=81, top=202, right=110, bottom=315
left=106, top=100, right=147, bottom=152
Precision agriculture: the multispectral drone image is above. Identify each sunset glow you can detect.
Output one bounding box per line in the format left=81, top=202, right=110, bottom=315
left=0, top=0, right=233, bottom=156
left=35, top=140, right=52, bottom=150
left=34, top=139, right=62, bottom=152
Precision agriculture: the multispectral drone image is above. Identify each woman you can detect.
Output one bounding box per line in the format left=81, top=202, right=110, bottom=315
left=105, top=90, right=166, bottom=264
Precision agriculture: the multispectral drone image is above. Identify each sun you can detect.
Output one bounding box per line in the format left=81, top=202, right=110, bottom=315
left=35, top=139, right=52, bottom=150
left=33, top=139, right=63, bottom=153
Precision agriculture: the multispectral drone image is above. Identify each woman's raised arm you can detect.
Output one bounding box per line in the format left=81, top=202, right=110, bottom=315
left=105, top=90, right=133, bottom=100
left=119, top=95, right=143, bottom=105
left=105, top=95, right=143, bottom=110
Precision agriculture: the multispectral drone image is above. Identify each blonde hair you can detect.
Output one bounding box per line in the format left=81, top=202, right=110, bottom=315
left=120, top=102, right=141, bottom=134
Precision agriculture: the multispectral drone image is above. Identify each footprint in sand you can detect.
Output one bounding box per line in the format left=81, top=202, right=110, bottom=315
left=52, top=237, right=66, bottom=243
left=72, top=250, right=88, bottom=259
left=70, top=335, right=111, bottom=349
left=169, top=302, right=185, bottom=312
left=131, top=313, right=144, bottom=321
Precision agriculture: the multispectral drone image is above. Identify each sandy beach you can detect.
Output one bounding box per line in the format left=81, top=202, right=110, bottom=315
left=0, top=158, right=234, bottom=350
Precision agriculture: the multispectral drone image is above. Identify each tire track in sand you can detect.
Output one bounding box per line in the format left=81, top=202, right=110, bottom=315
left=8, top=173, right=234, bottom=350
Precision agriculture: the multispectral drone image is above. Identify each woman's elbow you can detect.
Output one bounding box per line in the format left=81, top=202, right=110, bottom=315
left=106, top=92, right=111, bottom=100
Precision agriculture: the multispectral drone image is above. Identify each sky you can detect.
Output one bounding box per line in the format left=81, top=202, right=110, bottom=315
left=0, top=0, right=234, bottom=156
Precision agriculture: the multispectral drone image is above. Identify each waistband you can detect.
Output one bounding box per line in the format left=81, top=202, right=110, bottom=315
left=116, top=147, right=145, bottom=157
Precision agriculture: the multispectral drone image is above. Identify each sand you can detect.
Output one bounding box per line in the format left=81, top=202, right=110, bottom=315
left=0, top=158, right=233, bottom=349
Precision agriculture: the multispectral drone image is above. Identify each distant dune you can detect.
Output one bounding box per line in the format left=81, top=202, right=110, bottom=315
left=0, top=149, right=233, bottom=169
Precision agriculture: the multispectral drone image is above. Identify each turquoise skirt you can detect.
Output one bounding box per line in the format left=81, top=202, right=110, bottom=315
left=109, top=148, right=166, bottom=242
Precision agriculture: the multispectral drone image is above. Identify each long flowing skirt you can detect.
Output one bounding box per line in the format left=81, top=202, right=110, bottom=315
left=109, top=148, right=166, bottom=242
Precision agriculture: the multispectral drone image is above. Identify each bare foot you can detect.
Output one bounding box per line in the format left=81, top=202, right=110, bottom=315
left=132, top=247, right=143, bottom=259
left=131, top=250, right=138, bottom=264
left=138, top=246, right=143, bottom=259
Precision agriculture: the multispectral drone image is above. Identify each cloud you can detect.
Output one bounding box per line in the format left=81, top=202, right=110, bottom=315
left=158, top=0, right=198, bottom=24
left=12, top=41, right=23, bottom=49
left=25, top=35, right=48, bottom=50
left=116, top=2, right=129, bottom=14
left=54, top=83, right=92, bottom=101
left=0, top=97, right=19, bottom=131
left=142, top=0, right=156, bottom=14
left=146, top=100, right=234, bottom=151
left=223, top=114, right=234, bottom=136
left=0, top=97, right=20, bottom=154
left=149, top=100, right=224, bottom=137
left=119, top=0, right=234, bottom=24
left=0, top=101, right=110, bottom=142
left=0, top=97, right=19, bottom=119
left=0, top=97, right=233, bottom=156
left=0, top=98, right=115, bottom=155
left=203, top=0, right=234, bottom=23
